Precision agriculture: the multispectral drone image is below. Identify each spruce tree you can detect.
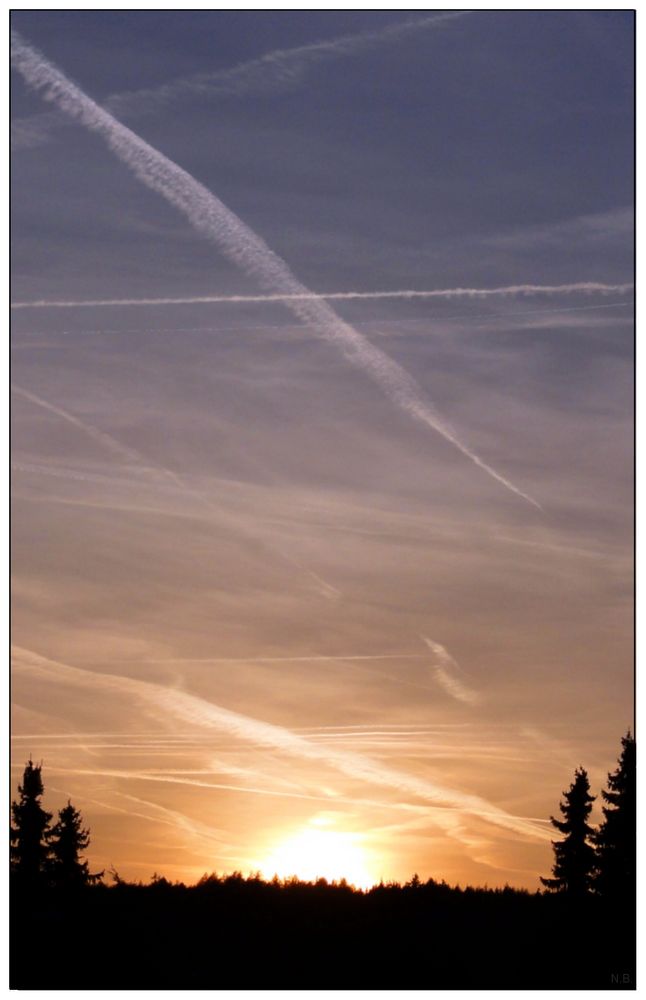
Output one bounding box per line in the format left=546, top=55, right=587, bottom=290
left=593, top=732, right=635, bottom=901
left=10, top=759, right=52, bottom=887
left=48, top=801, right=103, bottom=889
left=540, top=767, right=596, bottom=896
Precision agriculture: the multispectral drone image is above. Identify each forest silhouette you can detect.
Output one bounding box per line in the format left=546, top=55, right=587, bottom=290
left=10, top=733, right=635, bottom=989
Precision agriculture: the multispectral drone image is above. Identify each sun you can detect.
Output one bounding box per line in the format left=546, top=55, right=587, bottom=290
left=258, top=818, right=376, bottom=890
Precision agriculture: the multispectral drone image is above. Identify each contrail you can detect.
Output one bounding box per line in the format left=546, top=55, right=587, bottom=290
left=127, top=653, right=428, bottom=664
left=44, top=786, right=226, bottom=849
left=13, top=645, right=550, bottom=841
left=12, top=387, right=340, bottom=600
left=11, top=282, right=634, bottom=310
left=421, top=636, right=479, bottom=706
left=11, top=31, right=539, bottom=507
left=11, top=384, right=159, bottom=471
left=11, top=12, right=467, bottom=150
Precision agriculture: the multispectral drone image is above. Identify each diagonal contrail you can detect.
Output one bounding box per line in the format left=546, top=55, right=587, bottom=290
left=11, top=386, right=341, bottom=600
left=11, top=12, right=467, bottom=150
left=11, top=29, right=539, bottom=508
left=10, top=281, right=634, bottom=310
left=11, top=383, right=158, bottom=470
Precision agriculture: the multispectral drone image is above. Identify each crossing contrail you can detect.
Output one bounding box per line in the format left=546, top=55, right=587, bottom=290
left=11, top=12, right=467, bottom=149
left=11, top=29, right=540, bottom=508
left=11, top=281, right=634, bottom=310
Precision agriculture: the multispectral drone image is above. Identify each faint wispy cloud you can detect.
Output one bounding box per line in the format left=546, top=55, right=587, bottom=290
left=481, top=206, right=634, bottom=252
left=12, top=384, right=160, bottom=471
left=13, top=645, right=548, bottom=841
left=12, top=392, right=340, bottom=601
left=11, top=12, right=467, bottom=149
left=421, top=636, right=480, bottom=706
left=132, top=653, right=427, bottom=664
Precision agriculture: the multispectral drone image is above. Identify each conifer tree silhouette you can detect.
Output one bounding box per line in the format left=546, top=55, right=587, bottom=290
left=540, top=767, right=596, bottom=896
left=593, top=732, right=635, bottom=902
left=10, top=759, right=52, bottom=887
left=48, top=801, right=103, bottom=888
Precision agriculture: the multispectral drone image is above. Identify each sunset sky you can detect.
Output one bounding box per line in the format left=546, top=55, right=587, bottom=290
left=11, top=10, right=633, bottom=889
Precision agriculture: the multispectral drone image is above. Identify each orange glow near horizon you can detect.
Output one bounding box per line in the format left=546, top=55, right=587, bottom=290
left=257, top=817, right=377, bottom=890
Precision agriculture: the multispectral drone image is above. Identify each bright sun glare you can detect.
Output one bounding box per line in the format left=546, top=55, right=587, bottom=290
left=259, top=819, right=376, bottom=890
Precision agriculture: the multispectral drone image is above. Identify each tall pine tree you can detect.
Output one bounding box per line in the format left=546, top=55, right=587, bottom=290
left=540, top=767, right=596, bottom=896
left=593, top=732, right=635, bottom=902
left=48, top=801, right=103, bottom=889
left=10, top=759, right=52, bottom=887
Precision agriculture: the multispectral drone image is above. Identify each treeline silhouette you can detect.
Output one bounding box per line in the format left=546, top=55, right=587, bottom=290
left=10, top=733, right=635, bottom=989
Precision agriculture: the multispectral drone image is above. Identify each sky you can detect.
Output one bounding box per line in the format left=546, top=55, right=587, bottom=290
left=10, top=10, right=634, bottom=889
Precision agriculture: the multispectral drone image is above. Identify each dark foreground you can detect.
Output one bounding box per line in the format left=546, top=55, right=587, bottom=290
left=11, top=874, right=636, bottom=990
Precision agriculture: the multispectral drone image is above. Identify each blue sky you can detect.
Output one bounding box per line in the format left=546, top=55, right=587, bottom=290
left=11, top=10, right=634, bottom=887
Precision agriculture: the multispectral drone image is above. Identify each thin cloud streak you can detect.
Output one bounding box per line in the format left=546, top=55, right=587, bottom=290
left=11, top=12, right=467, bottom=149
left=421, top=636, right=480, bottom=706
left=11, top=391, right=340, bottom=600
left=11, top=384, right=161, bottom=472
left=47, top=786, right=233, bottom=856
left=10, top=30, right=539, bottom=508
left=133, top=654, right=428, bottom=664
left=13, top=646, right=549, bottom=841
left=14, top=754, right=438, bottom=819
left=47, top=765, right=356, bottom=803
left=47, top=767, right=446, bottom=816
left=11, top=282, right=634, bottom=310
